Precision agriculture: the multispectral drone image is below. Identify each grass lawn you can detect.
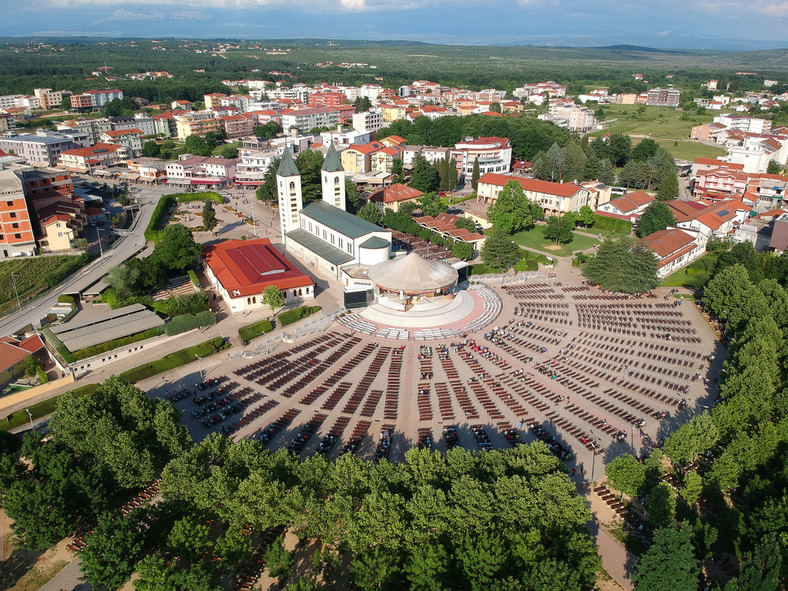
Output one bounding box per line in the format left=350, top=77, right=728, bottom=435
left=599, top=104, right=714, bottom=140
left=212, top=140, right=242, bottom=156
left=661, top=252, right=717, bottom=288
left=511, top=228, right=597, bottom=257
left=0, top=255, right=90, bottom=319
left=656, top=140, right=727, bottom=161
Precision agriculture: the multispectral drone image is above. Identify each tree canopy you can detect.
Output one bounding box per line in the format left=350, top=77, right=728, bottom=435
left=636, top=202, right=676, bottom=238
left=582, top=238, right=659, bottom=293
left=486, top=181, right=541, bottom=235
left=480, top=229, right=520, bottom=271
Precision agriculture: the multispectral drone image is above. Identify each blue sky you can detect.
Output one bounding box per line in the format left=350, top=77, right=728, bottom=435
left=3, top=0, right=788, bottom=49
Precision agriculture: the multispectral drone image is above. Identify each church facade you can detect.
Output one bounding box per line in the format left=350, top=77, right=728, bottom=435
left=278, top=144, right=393, bottom=282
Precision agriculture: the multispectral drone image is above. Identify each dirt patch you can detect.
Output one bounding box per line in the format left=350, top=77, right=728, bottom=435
left=543, top=243, right=563, bottom=250
left=597, top=567, right=627, bottom=591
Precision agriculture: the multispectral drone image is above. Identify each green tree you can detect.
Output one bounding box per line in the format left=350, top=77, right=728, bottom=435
left=220, top=144, right=239, bottom=159
left=646, top=482, right=677, bottom=528
left=201, top=201, right=217, bottom=232
left=80, top=511, right=146, bottom=590
left=471, top=157, right=480, bottom=190
left=262, top=284, right=284, bottom=315
left=607, top=133, right=632, bottom=167
left=657, top=170, right=679, bottom=201
left=169, top=516, right=210, bottom=561
left=727, top=533, right=781, bottom=591
left=583, top=238, right=659, bottom=293
left=480, top=229, right=520, bottom=271
left=296, top=149, right=325, bottom=202
left=636, top=202, right=676, bottom=238
left=767, top=160, right=782, bottom=175
left=351, top=547, right=399, bottom=591
left=632, top=523, right=699, bottom=591
left=663, top=412, right=719, bottom=468
left=605, top=454, right=646, bottom=496
left=680, top=471, right=703, bottom=506
left=254, top=121, right=280, bottom=139
left=357, top=201, right=383, bottom=226
left=418, top=192, right=445, bottom=217
left=265, top=535, right=294, bottom=584
left=455, top=217, right=477, bottom=232
left=184, top=134, right=212, bottom=157
left=452, top=241, right=474, bottom=260
left=543, top=215, right=575, bottom=244
left=151, top=223, right=202, bottom=272
left=578, top=205, right=596, bottom=229
left=631, top=139, right=659, bottom=162
left=489, top=102, right=502, bottom=113
left=487, top=180, right=540, bottom=234
left=405, top=544, right=451, bottom=591
left=411, top=154, right=440, bottom=193
left=353, top=96, right=372, bottom=112
left=345, top=179, right=360, bottom=212
left=256, top=158, right=280, bottom=203
left=142, top=140, right=160, bottom=158
left=703, top=264, right=769, bottom=333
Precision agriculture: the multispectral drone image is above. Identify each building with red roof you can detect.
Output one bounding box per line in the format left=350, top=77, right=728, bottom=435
left=477, top=172, right=593, bottom=217
left=58, top=143, right=126, bottom=171
left=639, top=227, right=705, bottom=278
left=367, top=183, right=423, bottom=213
left=598, top=191, right=655, bottom=218
left=451, top=136, right=512, bottom=179
left=204, top=238, right=315, bottom=315
left=0, top=334, right=45, bottom=388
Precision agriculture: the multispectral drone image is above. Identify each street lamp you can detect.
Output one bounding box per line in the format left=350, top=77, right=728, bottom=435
left=10, top=272, right=22, bottom=311
left=25, top=408, right=33, bottom=431
left=195, top=353, right=204, bottom=382
left=96, top=227, right=105, bottom=258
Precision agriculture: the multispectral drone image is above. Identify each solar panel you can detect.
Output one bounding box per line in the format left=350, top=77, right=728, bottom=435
left=718, top=209, right=729, bottom=216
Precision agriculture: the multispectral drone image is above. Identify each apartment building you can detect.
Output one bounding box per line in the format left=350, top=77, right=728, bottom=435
left=58, top=143, right=127, bottom=171
left=174, top=111, right=221, bottom=141
left=0, top=168, right=36, bottom=258
left=352, top=110, right=384, bottom=133
left=220, top=113, right=256, bottom=139
left=0, top=132, right=90, bottom=167
left=100, top=128, right=144, bottom=155
left=33, top=88, right=72, bottom=110
left=451, top=137, right=512, bottom=178
left=340, top=142, right=384, bottom=175
left=280, top=107, right=339, bottom=134
left=646, top=87, right=680, bottom=107
left=165, top=156, right=238, bottom=188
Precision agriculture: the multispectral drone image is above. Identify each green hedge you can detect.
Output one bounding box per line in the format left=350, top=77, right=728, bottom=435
left=194, top=310, right=217, bottom=327
left=72, top=326, right=164, bottom=361
left=278, top=305, right=322, bottom=327
left=41, top=327, right=76, bottom=364
left=1, top=383, right=98, bottom=432
left=168, top=191, right=224, bottom=205
left=188, top=269, right=200, bottom=287
left=119, top=337, right=229, bottom=383
left=151, top=292, right=208, bottom=317
left=238, top=319, right=274, bottom=343
left=591, top=215, right=632, bottom=235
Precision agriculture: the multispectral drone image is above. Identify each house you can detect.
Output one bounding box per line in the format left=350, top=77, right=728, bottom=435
left=597, top=191, right=655, bottom=218
left=280, top=107, right=339, bottom=134
left=371, top=146, right=404, bottom=174
left=165, top=156, right=237, bottom=189
left=126, top=158, right=167, bottom=183
left=694, top=167, right=750, bottom=199
left=380, top=135, right=407, bottom=148
left=477, top=173, right=591, bottom=217
left=58, top=143, right=126, bottom=172
left=100, top=128, right=144, bottom=155
left=340, top=142, right=384, bottom=175
left=691, top=158, right=744, bottom=179
left=40, top=213, right=76, bottom=251
left=690, top=122, right=727, bottom=141
left=667, top=198, right=750, bottom=239
left=768, top=217, right=788, bottom=253
left=367, top=183, right=423, bottom=213
left=174, top=111, right=221, bottom=141
left=171, top=99, right=193, bottom=111
left=646, top=87, right=680, bottom=107
left=639, top=227, right=705, bottom=278
left=0, top=334, right=45, bottom=388
left=204, top=238, right=315, bottom=315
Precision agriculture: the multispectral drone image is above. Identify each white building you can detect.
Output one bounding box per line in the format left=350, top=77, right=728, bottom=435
left=352, top=110, right=384, bottom=133
left=280, top=107, right=339, bottom=134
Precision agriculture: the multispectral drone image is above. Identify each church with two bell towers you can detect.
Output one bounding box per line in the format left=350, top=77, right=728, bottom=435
left=278, top=143, right=393, bottom=283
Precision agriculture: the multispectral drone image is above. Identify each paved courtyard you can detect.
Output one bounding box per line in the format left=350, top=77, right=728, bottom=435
left=140, top=255, right=722, bottom=481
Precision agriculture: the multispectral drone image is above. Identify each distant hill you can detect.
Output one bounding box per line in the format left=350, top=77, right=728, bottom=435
left=596, top=44, right=688, bottom=54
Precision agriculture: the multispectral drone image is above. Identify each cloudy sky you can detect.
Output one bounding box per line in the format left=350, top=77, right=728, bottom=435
left=3, top=0, right=788, bottom=49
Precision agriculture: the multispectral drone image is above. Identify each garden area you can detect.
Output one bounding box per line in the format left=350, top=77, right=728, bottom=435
left=511, top=227, right=597, bottom=257
left=655, top=139, right=726, bottom=161
left=0, top=254, right=91, bottom=317
left=599, top=104, right=714, bottom=140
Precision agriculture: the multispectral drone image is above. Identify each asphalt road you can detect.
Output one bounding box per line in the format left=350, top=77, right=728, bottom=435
left=0, top=185, right=161, bottom=337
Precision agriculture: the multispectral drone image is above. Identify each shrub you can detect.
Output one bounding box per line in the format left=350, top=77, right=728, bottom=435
left=101, top=288, right=153, bottom=311
left=165, top=314, right=200, bottom=336
left=278, top=305, right=322, bottom=327
left=36, top=368, right=49, bottom=384
left=188, top=270, right=200, bottom=287
left=145, top=195, right=176, bottom=243
left=119, top=337, right=228, bottom=383
left=152, top=292, right=208, bottom=317
left=591, top=215, right=632, bottom=235
left=238, top=319, right=274, bottom=342
left=194, top=310, right=217, bottom=327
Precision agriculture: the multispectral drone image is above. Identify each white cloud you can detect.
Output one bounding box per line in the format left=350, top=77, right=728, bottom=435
left=758, top=1, right=788, bottom=15
left=103, top=8, right=161, bottom=20
left=340, top=0, right=366, bottom=8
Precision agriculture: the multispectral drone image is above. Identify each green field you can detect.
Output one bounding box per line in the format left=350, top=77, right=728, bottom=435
left=656, top=140, right=727, bottom=161
left=511, top=228, right=597, bottom=257
left=600, top=104, right=714, bottom=140
left=0, top=255, right=90, bottom=319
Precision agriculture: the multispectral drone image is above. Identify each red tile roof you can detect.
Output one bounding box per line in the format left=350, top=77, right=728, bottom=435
left=0, top=341, right=33, bottom=374
left=608, top=191, right=654, bottom=213
left=203, top=238, right=313, bottom=298
left=369, top=183, right=423, bottom=204
left=639, top=229, right=697, bottom=266
left=479, top=173, right=584, bottom=198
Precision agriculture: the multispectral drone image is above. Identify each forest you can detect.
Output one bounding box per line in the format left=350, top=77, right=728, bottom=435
left=1, top=38, right=787, bottom=100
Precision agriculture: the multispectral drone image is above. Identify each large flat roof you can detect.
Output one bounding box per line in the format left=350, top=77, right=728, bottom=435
left=300, top=201, right=384, bottom=239
left=51, top=303, right=164, bottom=352
left=287, top=228, right=354, bottom=266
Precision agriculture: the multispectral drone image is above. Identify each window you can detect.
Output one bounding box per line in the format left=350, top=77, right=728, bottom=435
left=11, top=223, right=18, bottom=229
left=9, top=212, right=15, bottom=218
left=14, top=233, right=21, bottom=239
left=5, top=200, right=12, bottom=206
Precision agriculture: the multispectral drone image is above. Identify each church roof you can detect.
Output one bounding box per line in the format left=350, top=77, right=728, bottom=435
left=277, top=149, right=299, bottom=177
left=367, top=252, right=458, bottom=293
left=322, top=143, right=343, bottom=173
left=300, top=201, right=384, bottom=239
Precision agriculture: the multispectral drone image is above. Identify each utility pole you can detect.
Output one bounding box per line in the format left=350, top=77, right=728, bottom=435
left=10, top=272, right=22, bottom=311
left=96, top=228, right=104, bottom=258
left=25, top=408, right=33, bottom=431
